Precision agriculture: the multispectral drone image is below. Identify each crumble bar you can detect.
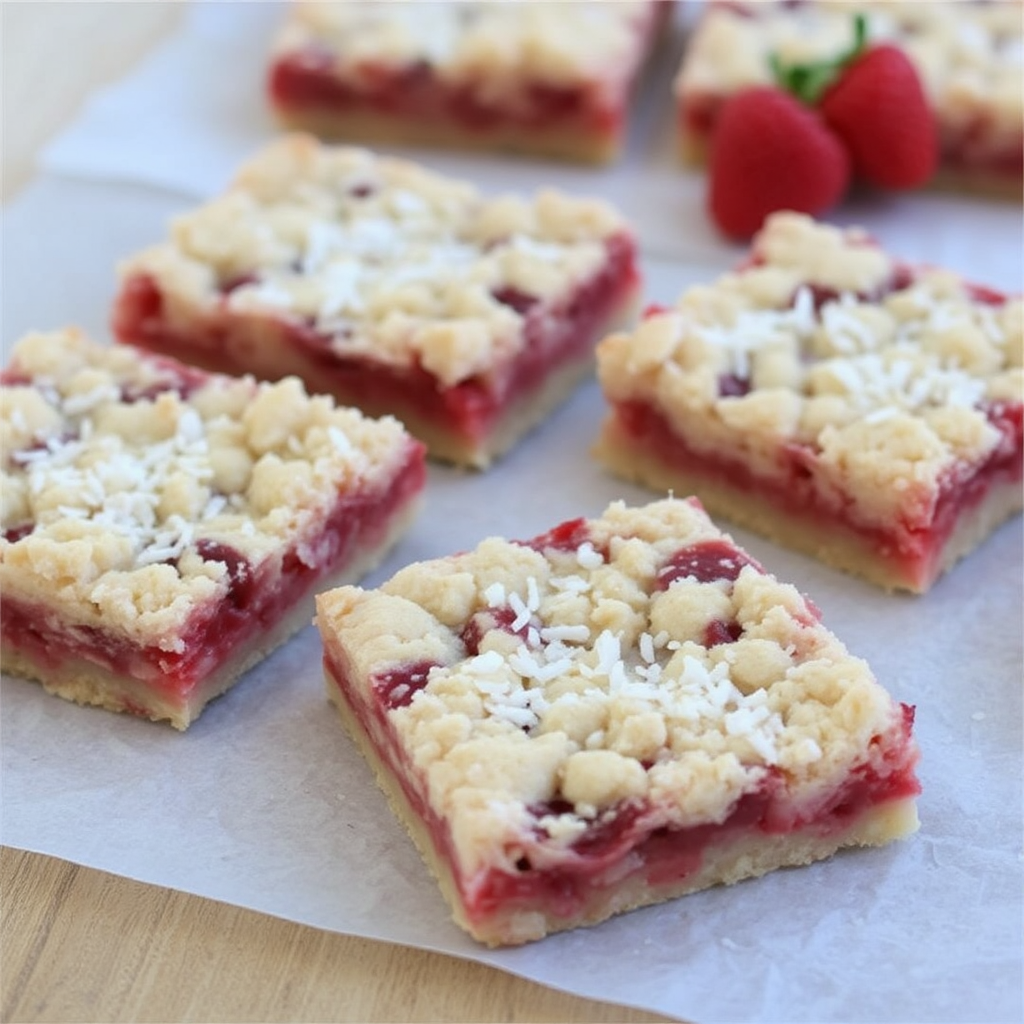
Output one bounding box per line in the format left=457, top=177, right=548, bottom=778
left=268, top=0, right=669, bottom=164
left=594, top=212, right=1023, bottom=592
left=1, top=328, right=425, bottom=728
left=315, top=496, right=921, bottom=946
left=113, top=134, right=642, bottom=468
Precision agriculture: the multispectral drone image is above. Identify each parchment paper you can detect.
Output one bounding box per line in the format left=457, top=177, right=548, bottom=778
left=3, top=4, right=1023, bottom=1021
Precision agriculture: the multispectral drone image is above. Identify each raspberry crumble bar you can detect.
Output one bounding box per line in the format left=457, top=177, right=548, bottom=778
left=267, top=1, right=668, bottom=165
left=113, top=134, right=642, bottom=468
left=1, top=329, right=426, bottom=729
left=594, top=212, right=1023, bottom=593
left=674, top=0, right=1023, bottom=197
left=315, top=497, right=921, bottom=946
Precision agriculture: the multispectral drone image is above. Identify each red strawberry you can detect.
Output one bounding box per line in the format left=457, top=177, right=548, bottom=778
left=708, top=86, right=850, bottom=240
left=820, top=43, right=938, bottom=189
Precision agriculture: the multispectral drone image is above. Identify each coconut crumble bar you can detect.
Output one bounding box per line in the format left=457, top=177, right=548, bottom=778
left=593, top=212, right=1023, bottom=593
left=1, top=328, right=426, bottom=728
left=267, top=0, right=669, bottom=164
left=113, top=134, right=642, bottom=468
left=315, top=496, right=921, bottom=946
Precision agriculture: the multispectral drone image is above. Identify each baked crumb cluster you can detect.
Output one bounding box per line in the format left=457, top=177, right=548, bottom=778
left=122, top=134, right=629, bottom=387
left=0, top=328, right=412, bottom=647
left=319, top=498, right=902, bottom=874
left=597, top=213, right=1023, bottom=529
left=676, top=0, right=1023, bottom=142
left=274, top=1, right=659, bottom=95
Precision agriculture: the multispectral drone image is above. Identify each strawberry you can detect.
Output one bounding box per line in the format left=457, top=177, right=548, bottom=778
left=819, top=43, right=938, bottom=189
left=708, top=86, right=850, bottom=240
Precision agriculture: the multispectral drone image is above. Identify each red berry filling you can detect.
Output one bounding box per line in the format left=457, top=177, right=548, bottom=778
left=268, top=50, right=621, bottom=140
left=460, top=606, right=527, bottom=656
left=519, top=516, right=593, bottom=556
left=119, top=360, right=208, bottom=404
left=656, top=539, right=759, bottom=588
left=782, top=264, right=917, bottom=311
left=373, top=660, right=438, bottom=711
left=2, top=523, right=34, bottom=543
left=741, top=239, right=916, bottom=310
left=611, top=397, right=1023, bottom=590
left=472, top=709, right=919, bottom=922
left=193, top=539, right=257, bottom=609
left=113, top=233, right=639, bottom=454
left=703, top=619, right=744, bottom=646
left=490, top=286, right=541, bottom=316
left=112, top=273, right=163, bottom=340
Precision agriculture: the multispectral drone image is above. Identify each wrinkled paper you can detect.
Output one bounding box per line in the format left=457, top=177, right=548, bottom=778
left=3, top=4, right=1022, bottom=1020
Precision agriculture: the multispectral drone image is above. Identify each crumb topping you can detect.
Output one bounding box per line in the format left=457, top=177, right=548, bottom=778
left=597, top=213, right=1021, bottom=529
left=120, top=134, right=631, bottom=387
left=675, top=1, right=1023, bottom=137
left=1, top=328, right=414, bottom=644
left=317, top=497, right=904, bottom=874
left=275, top=1, right=659, bottom=93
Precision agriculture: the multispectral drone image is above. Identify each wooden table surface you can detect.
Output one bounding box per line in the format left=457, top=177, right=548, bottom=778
left=0, top=5, right=672, bottom=1021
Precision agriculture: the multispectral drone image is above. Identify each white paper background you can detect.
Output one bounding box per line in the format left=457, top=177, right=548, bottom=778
left=3, top=4, right=1023, bottom=1021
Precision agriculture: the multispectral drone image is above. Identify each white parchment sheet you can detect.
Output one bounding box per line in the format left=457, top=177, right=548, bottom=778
left=3, top=4, right=1023, bottom=1021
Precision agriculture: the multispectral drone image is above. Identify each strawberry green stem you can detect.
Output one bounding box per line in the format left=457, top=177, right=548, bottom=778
left=771, top=13, right=868, bottom=105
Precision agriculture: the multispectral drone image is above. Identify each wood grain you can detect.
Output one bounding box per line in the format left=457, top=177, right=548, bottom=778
left=1, top=849, right=670, bottom=1023
left=0, top=6, right=675, bottom=1021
